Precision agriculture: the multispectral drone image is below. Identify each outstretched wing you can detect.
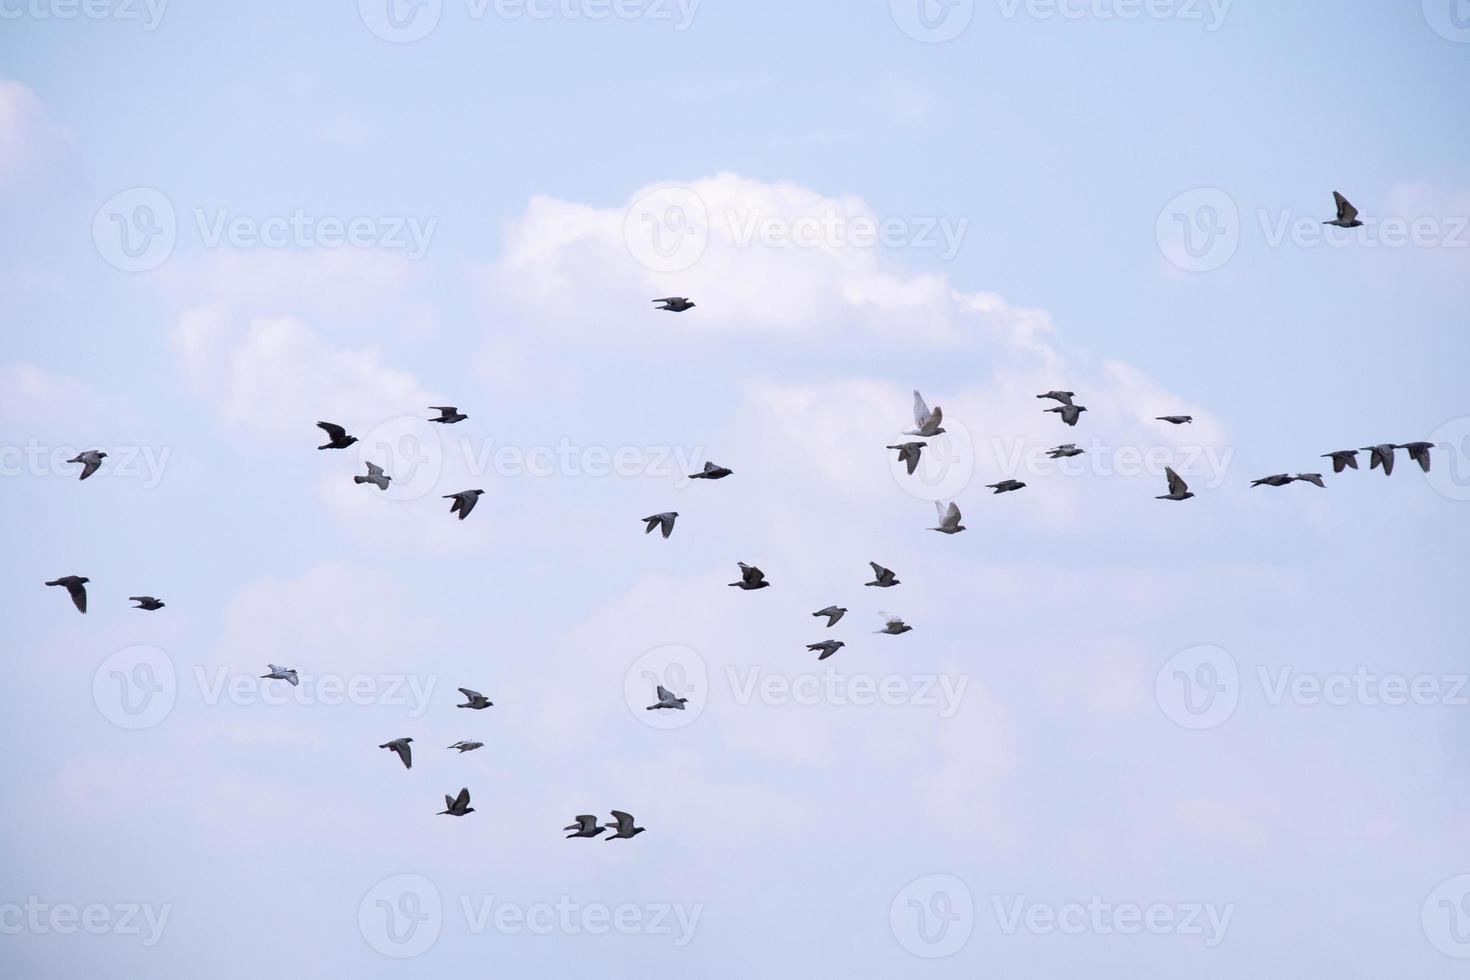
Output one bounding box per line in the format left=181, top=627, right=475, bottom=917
left=316, top=421, right=347, bottom=441
left=1165, top=467, right=1188, bottom=496
left=912, top=390, right=931, bottom=427
left=1333, top=191, right=1358, bottom=223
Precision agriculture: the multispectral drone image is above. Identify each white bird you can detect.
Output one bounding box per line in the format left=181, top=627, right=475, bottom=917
left=261, top=664, right=299, bottom=686
left=930, top=500, right=965, bottom=534
left=905, top=391, right=945, bottom=437
left=354, top=461, right=391, bottom=490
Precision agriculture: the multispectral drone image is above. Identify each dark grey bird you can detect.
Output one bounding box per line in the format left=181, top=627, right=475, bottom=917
left=457, top=688, right=493, bottom=709
left=642, top=512, right=678, bottom=539
left=689, top=461, right=733, bottom=480
left=1361, top=444, right=1397, bottom=476
left=1036, top=391, right=1075, bottom=406
left=604, top=810, right=645, bottom=840
left=428, top=406, right=467, bottom=424
left=1398, top=442, right=1435, bottom=473
left=67, top=450, right=107, bottom=480
left=806, top=639, right=845, bottom=661
left=438, top=787, right=474, bottom=816
left=1047, top=444, right=1084, bottom=459
left=45, top=576, right=89, bottom=613
left=1294, top=473, right=1326, bottom=488
left=1325, top=191, right=1364, bottom=228
left=865, top=562, right=899, bottom=588
left=886, top=441, right=927, bottom=476
left=129, top=596, right=165, bottom=610
left=875, top=614, right=913, bottom=636
left=379, top=737, right=413, bottom=770
left=564, top=815, right=605, bottom=839
left=1251, top=474, right=1295, bottom=488
left=905, top=390, right=945, bottom=437
left=444, top=489, right=484, bottom=520
left=987, top=479, right=1026, bottom=494
left=448, top=741, right=483, bottom=753
left=316, top=421, right=357, bottom=450
left=812, top=605, right=847, bottom=628
left=653, top=297, right=695, bottom=312
left=1322, top=450, right=1359, bottom=473
left=1157, top=466, right=1194, bottom=501
left=354, top=461, right=391, bottom=490
left=1045, top=404, right=1087, bottom=427
left=930, top=500, right=965, bottom=534
left=728, top=562, right=770, bottom=590
left=1156, top=416, right=1194, bottom=425
left=261, top=664, right=299, bottom=686
left=645, top=685, right=688, bottom=711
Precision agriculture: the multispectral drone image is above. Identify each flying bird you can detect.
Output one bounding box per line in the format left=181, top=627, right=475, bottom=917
left=564, top=815, right=605, bottom=839
left=444, top=489, right=484, bottom=520
left=1324, top=191, right=1364, bottom=229
left=875, top=614, right=913, bottom=636
left=906, top=391, right=945, bottom=437
left=1398, top=442, right=1434, bottom=473
left=812, top=605, right=847, bottom=628
left=1157, top=467, right=1194, bottom=501
left=1294, top=473, right=1326, bottom=488
left=1156, top=416, right=1193, bottom=425
left=45, top=576, right=89, bottom=613
left=1036, top=391, right=1075, bottom=406
left=1251, top=474, right=1295, bottom=488
left=378, top=737, right=413, bottom=770
left=1047, top=444, right=1084, bottom=459
left=457, top=688, right=493, bottom=709
left=728, top=562, right=770, bottom=590
left=642, top=512, right=678, bottom=539
left=1361, top=444, right=1397, bottom=476
left=428, top=406, right=467, bottom=424
left=129, top=596, right=165, bottom=610
left=261, top=664, right=299, bottom=686
left=316, top=421, right=357, bottom=450
left=354, top=461, right=391, bottom=490
left=886, top=441, right=927, bottom=476
left=689, top=461, right=733, bottom=480
left=806, top=639, right=845, bottom=661
left=987, top=480, right=1026, bottom=494
left=604, top=810, right=646, bottom=840
left=1322, top=450, right=1359, bottom=473
left=931, top=500, right=965, bottom=534
left=645, top=685, right=688, bottom=711
left=67, top=450, right=107, bottom=480
left=653, top=297, right=695, bottom=312
left=865, top=562, right=899, bottom=588
left=438, top=787, right=474, bottom=816
left=448, top=741, right=484, bottom=753
left=1045, top=404, right=1087, bottom=427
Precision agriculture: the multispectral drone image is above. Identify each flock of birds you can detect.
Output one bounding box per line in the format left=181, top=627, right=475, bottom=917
left=43, top=190, right=1437, bottom=841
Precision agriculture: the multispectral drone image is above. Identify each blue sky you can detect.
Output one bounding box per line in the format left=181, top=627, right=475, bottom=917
left=2, top=1, right=1469, bottom=976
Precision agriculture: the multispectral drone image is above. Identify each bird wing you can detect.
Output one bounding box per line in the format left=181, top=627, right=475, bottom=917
left=365, top=462, right=384, bottom=478
left=316, top=421, right=347, bottom=440
left=610, top=810, right=634, bottom=831
left=912, top=390, right=931, bottom=427
left=1333, top=191, right=1358, bottom=223
left=458, top=688, right=481, bottom=700
left=67, top=580, right=87, bottom=612
left=395, top=742, right=412, bottom=768
left=869, top=561, right=887, bottom=578
left=655, top=685, right=674, bottom=702
left=453, top=788, right=470, bottom=808
left=429, top=406, right=458, bottom=414
left=944, top=502, right=961, bottom=525
left=1166, top=467, right=1188, bottom=496
left=80, top=455, right=102, bottom=479
left=739, top=563, right=764, bottom=584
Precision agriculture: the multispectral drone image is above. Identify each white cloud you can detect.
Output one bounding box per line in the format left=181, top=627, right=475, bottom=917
left=0, top=78, right=66, bottom=188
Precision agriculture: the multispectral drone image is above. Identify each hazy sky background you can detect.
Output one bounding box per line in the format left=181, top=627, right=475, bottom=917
left=2, top=1, right=1469, bottom=976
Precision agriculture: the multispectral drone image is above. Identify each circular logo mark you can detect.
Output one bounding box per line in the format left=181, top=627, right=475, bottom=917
left=1155, top=644, right=1239, bottom=730
left=625, top=644, right=707, bottom=730
left=358, top=0, right=442, bottom=42
left=887, top=415, right=975, bottom=502
left=1423, top=418, right=1470, bottom=502
left=1423, top=874, right=1470, bottom=958
left=1155, top=187, right=1240, bottom=273
left=622, top=185, right=709, bottom=274
left=93, top=645, right=177, bottom=730
left=356, top=415, right=444, bottom=501
left=889, top=873, right=974, bottom=958
left=359, top=873, right=442, bottom=958
left=1423, top=0, right=1470, bottom=43
left=890, top=0, right=975, bottom=42
left=92, top=187, right=176, bottom=273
